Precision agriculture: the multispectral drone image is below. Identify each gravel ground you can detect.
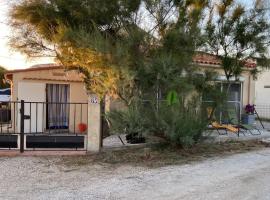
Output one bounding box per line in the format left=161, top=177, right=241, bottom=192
left=1, top=149, right=270, bottom=200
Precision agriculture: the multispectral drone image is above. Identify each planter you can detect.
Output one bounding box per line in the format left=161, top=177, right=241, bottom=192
left=78, top=123, right=87, bottom=134
left=242, top=114, right=255, bottom=125
left=126, top=133, right=146, bottom=144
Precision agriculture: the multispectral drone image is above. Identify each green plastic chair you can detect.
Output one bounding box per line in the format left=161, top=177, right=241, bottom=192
left=227, top=108, right=261, bottom=135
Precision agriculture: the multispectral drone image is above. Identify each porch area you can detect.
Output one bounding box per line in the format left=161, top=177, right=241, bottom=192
left=0, top=101, right=88, bottom=150
left=203, top=120, right=270, bottom=143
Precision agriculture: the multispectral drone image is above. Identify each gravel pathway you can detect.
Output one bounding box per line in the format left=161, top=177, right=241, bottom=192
left=1, top=149, right=270, bottom=200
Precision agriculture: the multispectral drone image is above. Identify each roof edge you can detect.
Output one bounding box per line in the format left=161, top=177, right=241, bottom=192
left=5, top=65, right=63, bottom=75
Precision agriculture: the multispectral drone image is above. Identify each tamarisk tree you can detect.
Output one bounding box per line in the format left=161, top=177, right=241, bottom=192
left=9, top=0, right=208, bottom=103
left=203, top=0, right=270, bottom=81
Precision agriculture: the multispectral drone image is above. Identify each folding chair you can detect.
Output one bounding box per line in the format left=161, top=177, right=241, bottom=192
left=211, top=121, right=240, bottom=135
left=227, top=108, right=261, bottom=135
left=206, top=107, right=239, bottom=135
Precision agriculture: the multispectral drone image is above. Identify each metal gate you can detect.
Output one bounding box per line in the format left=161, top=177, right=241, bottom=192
left=0, top=100, right=88, bottom=152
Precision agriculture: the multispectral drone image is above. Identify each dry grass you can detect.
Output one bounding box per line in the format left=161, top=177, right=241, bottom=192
left=58, top=140, right=267, bottom=168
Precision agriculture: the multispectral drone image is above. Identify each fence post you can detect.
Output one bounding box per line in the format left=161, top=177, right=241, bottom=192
left=20, top=100, right=25, bottom=153
left=87, top=94, right=102, bottom=152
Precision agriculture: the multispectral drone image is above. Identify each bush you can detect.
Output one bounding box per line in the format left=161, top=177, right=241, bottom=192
left=106, top=97, right=207, bottom=148
left=105, top=102, right=149, bottom=141
left=147, top=100, right=207, bottom=148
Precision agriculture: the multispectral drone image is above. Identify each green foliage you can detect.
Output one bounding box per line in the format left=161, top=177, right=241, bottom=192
left=106, top=101, right=149, bottom=136
left=9, top=0, right=143, bottom=98
left=10, top=1, right=215, bottom=148
left=0, top=66, right=9, bottom=89
left=107, top=93, right=208, bottom=148
left=147, top=98, right=207, bottom=148
left=9, top=0, right=208, bottom=101
left=203, top=0, right=270, bottom=80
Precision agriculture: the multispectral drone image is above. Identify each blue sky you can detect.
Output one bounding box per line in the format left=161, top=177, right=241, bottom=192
left=0, top=0, right=263, bottom=70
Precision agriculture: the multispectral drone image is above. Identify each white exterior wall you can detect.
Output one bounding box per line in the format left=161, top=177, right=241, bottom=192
left=9, top=68, right=89, bottom=134
left=255, top=69, right=270, bottom=105
left=17, top=82, right=46, bottom=133
left=254, top=69, right=270, bottom=119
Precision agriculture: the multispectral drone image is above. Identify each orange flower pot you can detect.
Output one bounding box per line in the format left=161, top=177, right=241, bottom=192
left=78, top=123, right=87, bottom=133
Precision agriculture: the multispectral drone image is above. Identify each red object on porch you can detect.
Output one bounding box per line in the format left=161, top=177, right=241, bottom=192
left=78, top=123, right=87, bottom=133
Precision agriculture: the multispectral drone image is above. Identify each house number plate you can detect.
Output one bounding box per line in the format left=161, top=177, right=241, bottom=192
left=90, top=97, right=98, bottom=104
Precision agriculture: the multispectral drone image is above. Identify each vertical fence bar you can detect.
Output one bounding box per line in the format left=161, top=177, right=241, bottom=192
left=7, top=102, right=10, bottom=134
left=100, top=99, right=105, bottom=148
left=64, top=102, right=67, bottom=133
left=67, top=103, right=70, bottom=134
left=74, top=104, right=76, bottom=135
left=60, top=102, right=62, bottom=133
left=20, top=100, right=25, bottom=153
left=57, top=102, right=60, bottom=134
left=42, top=102, right=44, bottom=133
left=56, top=102, right=59, bottom=134
left=13, top=102, right=15, bottom=134
left=86, top=102, right=88, bottom=150
left=30, top=102, right=32, bottom=134
left=80, top=104, right=82, bottom=124
left=255, top=108, right=264, bottom=129
left=59, top=102, right=61, bottom=134
left=0, top=104, right=3, bottom=134
left=36, top=103, right=38, bottom=134
left=48, top=102, right=50, bottom=135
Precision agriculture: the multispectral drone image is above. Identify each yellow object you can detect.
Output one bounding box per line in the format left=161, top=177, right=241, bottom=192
left=211, top=121, right=239, bottom=133
left=207, top=106, right=239, bottom=134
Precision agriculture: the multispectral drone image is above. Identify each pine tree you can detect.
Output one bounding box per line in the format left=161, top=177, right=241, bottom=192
left=202, top=0, right=270, bottom=81
left=0, top=66, right=9, bottom=89
left=9, top=0, right=207, bottom=102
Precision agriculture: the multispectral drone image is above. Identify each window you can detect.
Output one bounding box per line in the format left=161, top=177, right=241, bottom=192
left=203, top=82, right=242, bottom=123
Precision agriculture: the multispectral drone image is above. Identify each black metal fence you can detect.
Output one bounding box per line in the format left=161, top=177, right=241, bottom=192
left=0, top=101, right=88, bottom=151
left=255, top=104, right=270, bottom=120
left=0, top=101, right=17, bottom=134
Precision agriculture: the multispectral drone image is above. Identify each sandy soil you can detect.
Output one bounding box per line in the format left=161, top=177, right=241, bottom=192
left=1, top=149, right=270, bottom=200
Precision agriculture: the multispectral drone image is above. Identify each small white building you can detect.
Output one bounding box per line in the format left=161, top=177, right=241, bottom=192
left=5, top=64, right=89, bottom=134
left=255, top=68, right=270, bottom=119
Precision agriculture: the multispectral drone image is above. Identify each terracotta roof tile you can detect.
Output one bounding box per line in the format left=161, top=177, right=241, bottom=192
left=5, top=53, right=257, bottom=76
left=192, top=52, right=257, bottom=68
left=193, top=53, right=221, bottom=65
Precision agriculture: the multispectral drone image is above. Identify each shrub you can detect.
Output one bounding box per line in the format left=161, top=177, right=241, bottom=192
left=106, top=95, right=207, bottom=148
left=147, top=99, right=207, bottom=148
left=105, top=101, right=149, bottom=138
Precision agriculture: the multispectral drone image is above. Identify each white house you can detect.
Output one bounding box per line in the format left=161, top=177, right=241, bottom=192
left=255, top=68, right=270, bottom=119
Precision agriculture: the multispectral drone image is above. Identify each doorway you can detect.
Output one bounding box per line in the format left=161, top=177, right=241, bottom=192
left=46, top=84, right=70, bottom=129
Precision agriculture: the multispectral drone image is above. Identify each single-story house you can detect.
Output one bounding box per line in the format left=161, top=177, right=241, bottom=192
left=255, top=68, right=270, bottom=105
left=4, top=64, right=89, bottom=134
left=254, top=68, right=270, bottom=119
left=4, top=53, right=257, bottom=134
left=193, top=53, right=256, bottom=121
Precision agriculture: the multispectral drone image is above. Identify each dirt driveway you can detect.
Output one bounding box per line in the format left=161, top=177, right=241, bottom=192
left=1, top=149, right=270, bottom=200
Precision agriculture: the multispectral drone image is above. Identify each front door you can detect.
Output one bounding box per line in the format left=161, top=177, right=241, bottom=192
left=46, top=84, right=70, bottom=129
